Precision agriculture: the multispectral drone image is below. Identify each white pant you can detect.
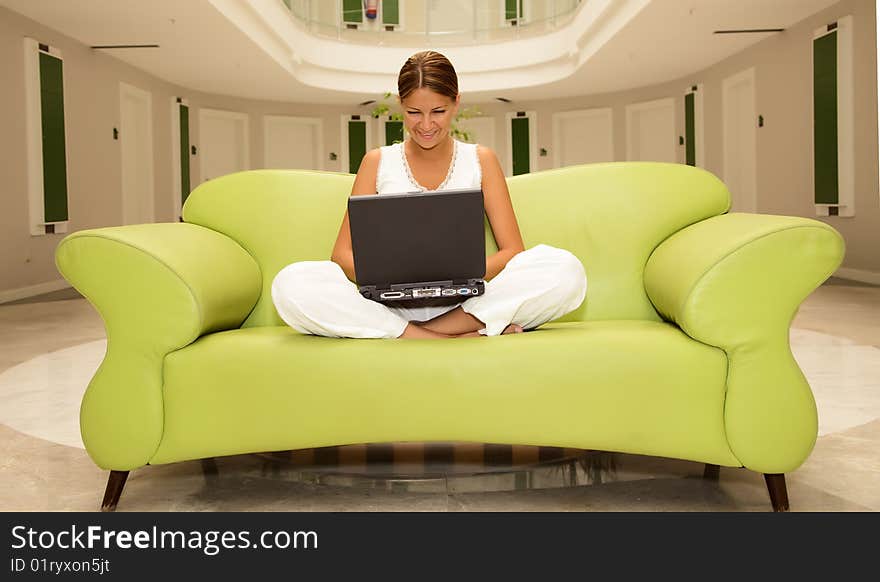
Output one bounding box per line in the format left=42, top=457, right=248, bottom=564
left=271, top=244, right=587, bottom=339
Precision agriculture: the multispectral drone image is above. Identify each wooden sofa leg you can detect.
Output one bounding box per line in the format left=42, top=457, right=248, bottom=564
left=764, top=473, right=790, bottom=512
left=201, top=458, right=219, bottom=482
left=101, top=470, right=129, bottom=512
left=703, top=464, right=720, bottom=481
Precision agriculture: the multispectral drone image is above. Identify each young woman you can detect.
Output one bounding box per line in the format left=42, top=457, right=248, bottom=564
left=272, top=51, right=586, bottom=339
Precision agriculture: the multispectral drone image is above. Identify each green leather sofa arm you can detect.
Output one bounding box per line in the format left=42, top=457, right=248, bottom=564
left=644, top=213, right=845, bottom=473
left=55, top=223, right=262, bottom=470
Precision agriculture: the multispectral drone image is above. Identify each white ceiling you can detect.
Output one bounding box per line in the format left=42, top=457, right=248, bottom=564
left=0, top=0, right=840, bottom=105
left=531, top=0, right=841, bottom=101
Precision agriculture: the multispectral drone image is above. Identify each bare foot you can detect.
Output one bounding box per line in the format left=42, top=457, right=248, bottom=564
left=400, top=323, right=524, bottom=339
left=453, top=331, right=482, bottom=338
left=414, top=307, right=485, bottom=336
left=452, top=324, right=523, bottom=338
left=398, top=323, right=455, bottom=339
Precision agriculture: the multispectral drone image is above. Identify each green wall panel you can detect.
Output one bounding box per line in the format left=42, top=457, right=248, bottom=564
left=39, top=52, right=68, bottom=223
left=511, top=117, right=530, bottom=176
left=383, top=0, right=399, bottom=25
left=505, top=0, right=520, bottom=20
left=685, top=92, right=696, bottom=167
left=179, top=104, right=191, bottom=206
left=343, top=0, right=363, bottom=23
left=348, top=120, right=367, bottom=174
left=385, top=120, right=403, bottom=145
left=813, top=31, right=839, bottom=205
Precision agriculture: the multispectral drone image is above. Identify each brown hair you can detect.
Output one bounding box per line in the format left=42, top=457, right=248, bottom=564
left=397, top=51, right=459, bottom=101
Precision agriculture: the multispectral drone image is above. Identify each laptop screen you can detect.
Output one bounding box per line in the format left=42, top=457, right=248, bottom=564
left=348, top=188, right=486, bottom=287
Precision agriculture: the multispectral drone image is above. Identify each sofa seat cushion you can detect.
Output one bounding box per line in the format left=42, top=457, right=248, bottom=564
left=151, top=321, right=739, bottom=467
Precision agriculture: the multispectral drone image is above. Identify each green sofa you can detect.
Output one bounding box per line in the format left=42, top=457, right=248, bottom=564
left=55, top=162, right=845, bottom=511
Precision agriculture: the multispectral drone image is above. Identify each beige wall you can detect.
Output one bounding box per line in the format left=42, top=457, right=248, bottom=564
left=0, top=6, right=359, bottom=297
left=0, top=7, right=178, bottom=296
left=698, top=0, right=878, bottom=275
left=1, top=0, right=878, bottom=298
left=479, top=0, right=879, bottom=276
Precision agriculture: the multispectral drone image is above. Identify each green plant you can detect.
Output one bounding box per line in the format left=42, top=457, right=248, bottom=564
left=370, top=93, right=482, bottom=144
left=451, top=106, right=482, bottom=143
left=370, top=92, right=402, bottom=121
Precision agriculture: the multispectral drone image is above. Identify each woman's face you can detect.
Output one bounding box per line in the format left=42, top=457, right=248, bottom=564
left=400, top=87, right=459, bottom=150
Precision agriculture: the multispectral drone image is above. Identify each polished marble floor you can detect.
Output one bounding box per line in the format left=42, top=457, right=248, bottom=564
left=0, top=277, right=878, bottom=512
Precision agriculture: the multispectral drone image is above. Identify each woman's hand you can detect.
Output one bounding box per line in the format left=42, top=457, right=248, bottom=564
left=479, top=146, right=525, bottom=280
left=330, top=149, right=381, bottom=282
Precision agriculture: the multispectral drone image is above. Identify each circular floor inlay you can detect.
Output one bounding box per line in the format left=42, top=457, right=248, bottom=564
left=0, top=329, right=878, bottom=449
left=790, top=328, right=880, bottom=436
left=0, top=339, right=105, bottom=449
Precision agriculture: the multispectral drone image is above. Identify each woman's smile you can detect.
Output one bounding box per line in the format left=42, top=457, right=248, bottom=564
left=401, top=87, right=458, bottom=149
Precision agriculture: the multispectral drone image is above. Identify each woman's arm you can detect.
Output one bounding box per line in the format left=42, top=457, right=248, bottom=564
left=330, top=149, right=381, bottom=282
left=478, top=145, right=525, bottom=280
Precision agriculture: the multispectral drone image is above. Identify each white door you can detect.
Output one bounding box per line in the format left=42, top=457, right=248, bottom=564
left=552, top=108, right=614, bottom=168
left=119, top=82, right=155, bottom=225
left=626, top=98, right=676, bottom=163
left=723, top=68, right=758, bottom=213
left=264, top=116, right=323, bottom=170
left=198, top=108, right=249, bottom=183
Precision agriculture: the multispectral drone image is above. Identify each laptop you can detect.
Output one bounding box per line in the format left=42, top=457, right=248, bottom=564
left=348, top=187, right=486, bottom=308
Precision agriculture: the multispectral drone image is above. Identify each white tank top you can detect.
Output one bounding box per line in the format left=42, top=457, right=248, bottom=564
left=376, top=139, right=482, bottom=195
left=374, top=139, right=483, bottom=323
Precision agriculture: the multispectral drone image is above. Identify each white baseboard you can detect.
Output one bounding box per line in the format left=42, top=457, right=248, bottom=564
left=0, top=279, right=72, bottom=304
left=833, top=267, right=880, bottom=285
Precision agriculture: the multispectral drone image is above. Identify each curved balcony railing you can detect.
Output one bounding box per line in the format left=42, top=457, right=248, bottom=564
left=282, top=0, right=584, bottom=46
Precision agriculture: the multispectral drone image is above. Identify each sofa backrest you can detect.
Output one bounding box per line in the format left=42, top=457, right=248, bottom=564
left=182, top=162, right=730, bottom=328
